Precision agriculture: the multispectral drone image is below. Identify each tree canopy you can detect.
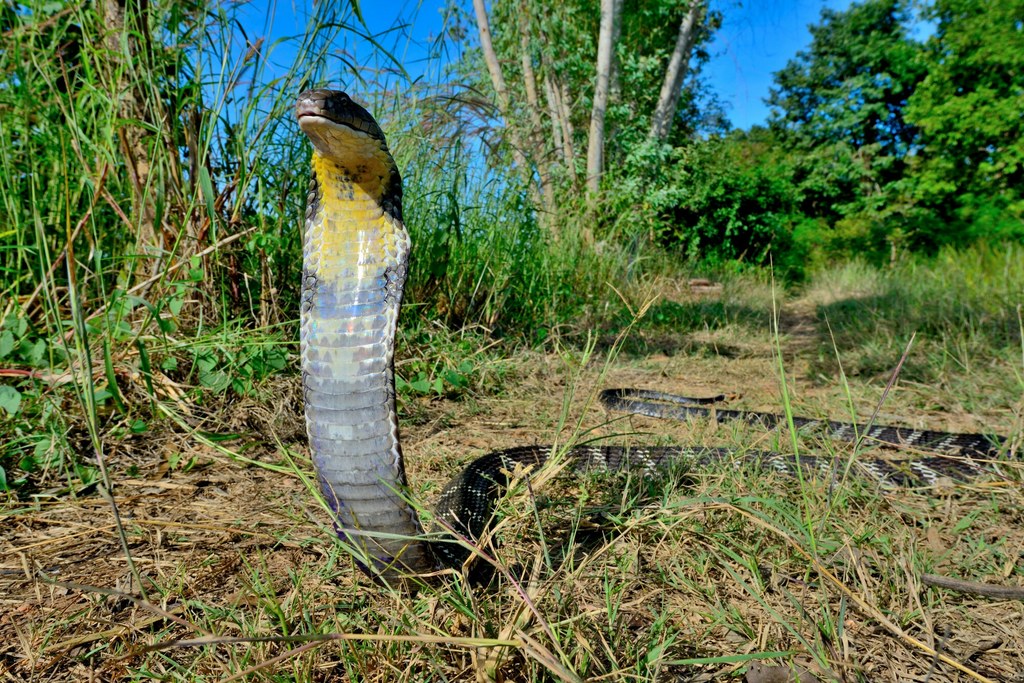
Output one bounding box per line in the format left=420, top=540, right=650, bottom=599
left=456, top=0, right=1022, bottom=273
left=758, top=0, right=1023, bottom=265
left=905, top=0, right=1024, bottom=235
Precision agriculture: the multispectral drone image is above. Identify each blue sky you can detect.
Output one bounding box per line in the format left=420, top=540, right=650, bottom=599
left=706, top=0, right=853, bottom=128
left=240, top=0, right=853, bottom=130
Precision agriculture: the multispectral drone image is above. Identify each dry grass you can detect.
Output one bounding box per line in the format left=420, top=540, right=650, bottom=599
left=2, top=285, right=1023, bottom=682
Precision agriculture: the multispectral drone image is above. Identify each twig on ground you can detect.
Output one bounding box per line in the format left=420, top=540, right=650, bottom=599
left=922, top=574, right=1024, bottom=601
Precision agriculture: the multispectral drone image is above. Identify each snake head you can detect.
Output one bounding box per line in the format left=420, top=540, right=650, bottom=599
left=296, top=89, right=388, bottom=161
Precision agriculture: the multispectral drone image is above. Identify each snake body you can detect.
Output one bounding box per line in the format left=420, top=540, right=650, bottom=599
left=296, top=90, right=1009, bottom=582
left=297, top=90, right=430, bottom=577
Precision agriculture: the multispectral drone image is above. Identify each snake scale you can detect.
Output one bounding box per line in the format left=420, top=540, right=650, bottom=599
left=296, top=90, right=1009, bottom=583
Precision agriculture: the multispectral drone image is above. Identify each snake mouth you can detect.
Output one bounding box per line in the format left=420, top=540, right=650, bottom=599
left=295, top=106, right=357, bottom=132
left=296, top=111, right=340, bottom=130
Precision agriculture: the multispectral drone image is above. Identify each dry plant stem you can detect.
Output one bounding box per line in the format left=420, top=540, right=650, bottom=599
left=715, top=501, right=997, bottom=683
left=45, top=608, right=188, bottom=653
left=515, top=628, right=584, bottom=683
left=11, top=518, right=276, bottom=554
left=922, top=574, right=1024, bottom=600
left=43, top=580, right=206, bottom=650
left=857, top=331, right=915, bottom=451
left=61, top=186, right=147, bottom=604
left=220, top=639, right=326, bottom=683
left=148, top=631, right=526, bottom=683
left=480, top=552, right=547, bottom=681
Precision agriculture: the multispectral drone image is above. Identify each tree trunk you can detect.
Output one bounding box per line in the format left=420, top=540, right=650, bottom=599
left=609, top=0, right=624, bottom=100
left=101, top=0, right=160, bottom=277
left=542, top=73, right=565, bottom=165
left=558, top=80, right=577, bottom=172
left=585, top=0, right=619, bottom=197
left=518, top=12, right=555, bottom=216
left=472, top=0, right=530, bottom=173
left=542, top=56, right=578, bottom=181
left=649, top=0, right=706, bottom=142
left=473, top=0, right=561, bottom=229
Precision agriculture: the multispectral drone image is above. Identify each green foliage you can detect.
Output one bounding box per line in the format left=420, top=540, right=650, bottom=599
left=0, top=0, right=348, bottom=489
left=394, top=325, right=488, bottom=399
left=0, top=385, right=20, bottom=417
left=765, top=0, right=1023, bottom=262
left=451, top=0, right=724, bottom=212
left=903, top=0, right=1024, bottom=233
left=607, top=131, right=800, bottom=271
left=671, top=137, right=798, bottom=269
left=768, top=0, right=923, bottom=157
left=610, top=0, right=724, bottom=147
left=766, top=0, right=926, bottom=259
left=187, top=337, right=289, bottom=396
left=0, top=313, right=58, bottom=369
left=395, top=125, right=625, bottom=340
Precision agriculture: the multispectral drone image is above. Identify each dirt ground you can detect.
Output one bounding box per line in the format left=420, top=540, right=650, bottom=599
left=2, top=293, right=1022, bottom=682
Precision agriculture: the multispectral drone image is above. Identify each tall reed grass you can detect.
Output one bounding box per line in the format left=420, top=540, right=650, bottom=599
left=1, top=2, right=355, bottom=486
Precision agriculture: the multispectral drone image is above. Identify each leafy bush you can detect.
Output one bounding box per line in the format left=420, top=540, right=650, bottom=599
left=606, top=132, right=801, bottom=273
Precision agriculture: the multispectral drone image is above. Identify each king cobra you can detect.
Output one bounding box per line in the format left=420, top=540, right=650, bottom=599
left=296, top=90, right=1007, bottom=583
